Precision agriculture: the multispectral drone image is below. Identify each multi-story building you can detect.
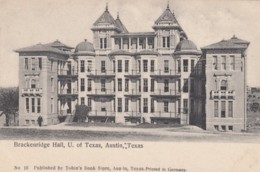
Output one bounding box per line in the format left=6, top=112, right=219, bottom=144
left=15, top=3, right=249, bottom=132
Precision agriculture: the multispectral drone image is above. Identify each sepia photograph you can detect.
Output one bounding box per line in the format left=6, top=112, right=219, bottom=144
left=0, top=0, right=260, bottom=171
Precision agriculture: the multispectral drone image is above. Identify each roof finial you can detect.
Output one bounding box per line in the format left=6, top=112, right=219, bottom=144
left=106, top=2, right=108, bottom=11
left=117, top=12, right=119, bottom=19
left=167, top=0, right=170, bottom=9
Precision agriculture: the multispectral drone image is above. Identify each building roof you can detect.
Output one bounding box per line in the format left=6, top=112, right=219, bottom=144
left=93, top=5, right=117, bottom=27
left=154, top=6, right=178, bottom=24
left=115, top=14, right=129, bottom=34
left=15, top=43, right=69, bottom=55
left=202, top=36, right=249, bottom=50
left=74, top=39, right=95, bottom=54
left=45, top=40, right=74, bottom=49
left=174, top=39, right=201, bottom=55
left=111, top=32, right=156, bottom=37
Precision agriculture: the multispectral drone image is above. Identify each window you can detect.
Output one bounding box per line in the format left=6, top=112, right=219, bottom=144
left=80, top=60, right=85, bottom=72
left=51, top=60, right=53, bottom=72
left=221, top=101, right=226, bottom=118
left=101, top=79, right=106, bottom=92
left=36, top=98, right=41, bottom=113
left=143, top=98, right=148, bottom=113
left=139, top=38, right=145, bottom=49
left=164, top=60, right=169, bottom=73
left=214, top=101, right=219, bottom=117
left=113, top=79, right=116, bottom=92
left=162, top=36, right=170, bottom=48
left=87, top=79, right=92, bottom=91
left=143, top=79, right=148, bottom=92
left=183, top=99, right=188, bottom=114
left=221, top=125, right=226, bottom=132
left=183, top=79, right=188, bottom=93
left=87, top=60, right=92, bottom=72
left=118, top=60, right=122, bottom=72
left=213, top=56, right=218, bottom=70
left=143, top=60, right=148, bottom=72
left=214, top=125, right=219, bottom=131
left=31, top=79, right=36, bottom=88
left=51, top=98, right=54, bottom=113
left=51, top=78, right=54, bottom=92
left=151, top=79, right=155, bottom=92
left=32, top=98, right=35, bottom=113
left=164, top=101, right=168, bottom=112
left=101, top=61, right=106, bottom=73
left=31, top=58, right=36, bottom=70
left=191, top=60, right=195, bottom=72
left=220, top=80, right=227, bottom=91
left=25, top=58, right=29, bottom=70
left=125, top=98, right=129, bottom=112
left=26, top=98, right=29, bottom=113
left=101, top=100, right=106, bottom=111
left=81, top=97, right=85, bottom=105
left=183, top=60, right=188, bottom=72
left=125, top=79, right=129, bottom=92
left=88, top=98, right=92, bottom=111
left=230, top=56, right=235, bottom=70
left=118, top=98, right=122, bottom=112
left=177, top=60, right=181, bottom=73
left=80, top=78, right=85, bottom=91
left=138, top=79, right=141, bottom=92
left=228, top=126, right=233, bottom=131
left=113, top=60, right=116, bottom=73
left=148, top=37, right=154, bottom=49
left=151, top=99, right=154, bottom=113
left=125, top=60, right=129, bottom=72
left=38, top=58, right=42, bottom=70
left=138, top=60, right=141, bottom=72
left=228, top=101, right=233, bottom=117
left=221, top=56, right=226, bottom=70
left=151, top=60, right=155, bottom=72
left=118, top=79, right=122, bottom=91
left=190, top=79, right=194, bottom=93
left=26, top=120, right=30, bottom=125
left=100, top=38, right=107, bottom=49
left=164, top=79, right=169, bottom=92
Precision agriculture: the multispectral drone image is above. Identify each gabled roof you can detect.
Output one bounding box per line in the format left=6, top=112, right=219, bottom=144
left=45, top=40, right=74, bottom=49
left=15, top=43, right=69, bottom=55
left=115, top=14, right=128, bottom=33
left=155, top=6, right=178, bottom=24
left=93, top=7, right=117, bottom=26
left=202, top=37, right=249, bottom=50
left=226, top=35, right=250, bottom=45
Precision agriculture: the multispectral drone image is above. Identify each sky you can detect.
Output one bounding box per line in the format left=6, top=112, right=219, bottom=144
left=0, top=0, right=260, bottom=87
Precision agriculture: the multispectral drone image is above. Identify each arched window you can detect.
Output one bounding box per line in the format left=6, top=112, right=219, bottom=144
left=220, top=80, right=227, bottom=90
left=31, top=79, right=36, bottom=88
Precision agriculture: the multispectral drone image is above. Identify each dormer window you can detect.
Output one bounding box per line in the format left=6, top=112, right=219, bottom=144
left=100, top=38, right=107, bottom=49
left=220, top=80, right=227, bottom=90
left=31, top=79, right=36, bottom=88
left=162, top=36, right=170, bottom=48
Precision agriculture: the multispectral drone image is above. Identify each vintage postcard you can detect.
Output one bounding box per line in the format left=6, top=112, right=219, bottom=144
left=0, top=0, right=260, bottom=171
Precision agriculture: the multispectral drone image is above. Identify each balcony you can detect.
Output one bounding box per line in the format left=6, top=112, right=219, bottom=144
left=150, top=89, right=181, bottom=98
left=124, top=89, right=141, bottom=97
left=58, top=89, right=78, bottom=97
left=21, top=88, right=43, bottom=96
left=89, top=110, right=116, bottom=117
left=86, top=70, right=115, bottom=78
left=210, top=90, right=235, bottom=99
left=151, top=111, right=180, bottom=118
left=150, top=69, right=181, bottom=78
left=58, top=69, right=78, bottom=78
left=124, top=70, right=141, bottom=77
left=87, top=89, right=115, bottom=97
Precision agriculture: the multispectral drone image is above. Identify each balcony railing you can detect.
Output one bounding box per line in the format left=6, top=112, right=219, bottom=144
left=210, top=90, right=235, bottom=99
left=87, top=89, right=115, bottom=96
left=150, top=89, right=181, bottom=97
left=150, top=69, right=181, bottom=77
left=21, top=88, right=43, bottom=96
left=124, top=89, right=141, bottom=96
left=58, top=89, right=78, bottom=95
left=124, top=70, right=141, bottom=77
left=86, top=70, right=115, bottom=77
left=58, top=69, right=78, bottom=76
left=151, top=111, right=180, bottom=118
left=89, top=110, right=116, bottom=117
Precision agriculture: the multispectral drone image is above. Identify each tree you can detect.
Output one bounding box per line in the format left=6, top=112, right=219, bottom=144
left=250, top=102, right=259, bottom=113
left=74, top=104, right=89, bottom=123
left=0, top=87, right=19, bottom=126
